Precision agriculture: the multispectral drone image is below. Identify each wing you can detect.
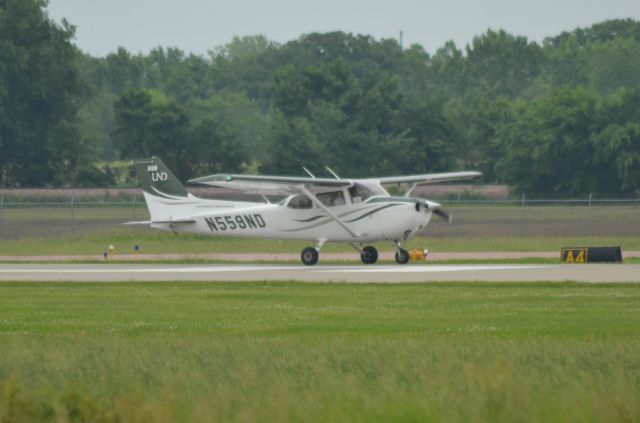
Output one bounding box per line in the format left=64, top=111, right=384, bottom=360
left=188, top=174, right=352, bottom=195
left=376, top=171, right=482, bottom=185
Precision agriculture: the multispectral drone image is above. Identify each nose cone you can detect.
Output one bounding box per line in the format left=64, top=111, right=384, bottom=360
left=411, top=197, right=452, bottom=223
left=414, top=199, right=441, bottom=213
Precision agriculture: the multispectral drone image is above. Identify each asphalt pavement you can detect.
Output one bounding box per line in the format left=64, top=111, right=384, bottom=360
left=1, top=263, right=638, bottom=283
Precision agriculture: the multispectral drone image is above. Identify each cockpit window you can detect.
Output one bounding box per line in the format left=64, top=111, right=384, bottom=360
left=316, top=191, right=345, bottom=207
left=349, top=182, right=386, bottom=203
left=287, top=195, right=312, bottom=209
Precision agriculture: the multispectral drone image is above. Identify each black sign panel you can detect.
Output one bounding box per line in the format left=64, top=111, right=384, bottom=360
left=561, top=247, right=622, bottom=263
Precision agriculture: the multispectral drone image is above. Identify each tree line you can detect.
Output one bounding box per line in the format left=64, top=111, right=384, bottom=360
left=1, top=0, right=639, bottom=195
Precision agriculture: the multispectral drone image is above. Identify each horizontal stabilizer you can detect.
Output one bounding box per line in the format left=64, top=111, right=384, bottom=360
left=122, top=219, right=196, bottom=226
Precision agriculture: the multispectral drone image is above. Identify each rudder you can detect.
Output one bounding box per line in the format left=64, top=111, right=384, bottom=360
left=131, top=156, right=195, bottom=224
left=132, top=156, right=188, bottom=199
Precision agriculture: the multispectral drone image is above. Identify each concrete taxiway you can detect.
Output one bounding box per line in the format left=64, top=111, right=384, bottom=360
left=0, top=264, right=638, bottom=283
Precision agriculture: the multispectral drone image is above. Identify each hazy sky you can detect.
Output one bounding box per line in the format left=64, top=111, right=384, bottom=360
left=46, top=0, right=640, bottom=57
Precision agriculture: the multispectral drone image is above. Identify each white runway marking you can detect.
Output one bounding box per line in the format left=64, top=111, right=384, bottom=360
left=1, top=266, right=295, bottom=273
left=1, top=264, right=543, bottom=275
left=319, top=265, right=541, bottom=273
left=1, top=264, right=637, bottom=283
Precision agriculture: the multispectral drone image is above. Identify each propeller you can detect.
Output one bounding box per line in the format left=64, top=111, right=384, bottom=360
left=433, top=208, right=453, bottom=223
left=415, top=199, right=453, bottom=223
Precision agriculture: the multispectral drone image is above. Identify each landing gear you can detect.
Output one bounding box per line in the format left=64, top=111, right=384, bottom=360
left=395, top=248, right=409, bottom=264
left=301, top=247, right=319, bottom=265
left=301, top=240, right=325, bottom=265
left=360, top=246, right=378, bottom=264
left=394, top=241, right=410, bottom=265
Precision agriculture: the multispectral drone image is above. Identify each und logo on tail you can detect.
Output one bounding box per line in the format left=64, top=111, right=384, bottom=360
left=131, top=156, right=188, bottom=199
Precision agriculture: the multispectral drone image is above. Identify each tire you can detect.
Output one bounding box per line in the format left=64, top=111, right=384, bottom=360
left=360, top=246, right=378, bottom=264
left=395, top=248, right=410, bottom=265
left=301, top=247, right=319, bottom=265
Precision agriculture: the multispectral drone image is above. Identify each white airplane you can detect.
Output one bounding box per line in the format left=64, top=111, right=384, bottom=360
left=130, top=157, right=481, bottom=265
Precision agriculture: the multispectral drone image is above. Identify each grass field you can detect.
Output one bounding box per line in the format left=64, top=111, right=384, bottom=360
left=2, top=226, right=640, bottom=257
left=1, top=203, right=639, bottom=257
left=1, top=282, right=639, bottom=422
left=2, top=204, right=640, bottom=239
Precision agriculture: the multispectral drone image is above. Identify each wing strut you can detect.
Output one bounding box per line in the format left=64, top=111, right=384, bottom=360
left=404, top=183, right=418, bottom=197
left=302, top=167, right=316, bottom=178
left=326, top=167, right=340, bottom=179
left=300, top=185, right=359, bottom=239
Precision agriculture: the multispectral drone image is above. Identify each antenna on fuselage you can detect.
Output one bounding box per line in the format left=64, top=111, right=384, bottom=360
left=302, top=167, right=316, bottom=178
left=326, top=167, right=340, bottom=179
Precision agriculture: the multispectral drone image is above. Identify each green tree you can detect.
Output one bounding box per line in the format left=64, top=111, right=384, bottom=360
left=546, top=19, right=640, bottom=48
left=542, top=36, right=588, bottom=88
left=114, top=89, right=251, bottom=179
left=260, top=115, right=323, bottom=175
left=592, top=123, right=640, bottom=192
left=493, top=88, right=603, bottom=195
left=101, top=47, right=145, bottom=95
left=0, top=0, right=85, bottom=186
left=591, top=88, right=640, bottom=193
left=113, top=89, right=191, bottom=178
left=464, top=30, right=545, bottom=99
left=209, top=35, right=278, bottom=106
left=425, top=41, right=466, bottom=98
left=271, top=61, right=352, bottom=118
left=189, top=118, right=246, bottom=174
left=188, top=93, right=269, bottom=163
left=586, top=38, right=640, bottom=94
left=542, top=19, right=640, bottom=91
left=444, top=96, right=512, bottom=179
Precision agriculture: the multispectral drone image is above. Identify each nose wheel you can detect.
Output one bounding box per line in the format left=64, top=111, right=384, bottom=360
left=395, top=248, right=410, bottom=264
left=394, top=241, right=410, bottom=265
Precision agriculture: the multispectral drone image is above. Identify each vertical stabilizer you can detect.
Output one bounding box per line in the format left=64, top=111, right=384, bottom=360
left=131, top=157, right=195, bottom=224
left=132, top=156, right=188, bottom=199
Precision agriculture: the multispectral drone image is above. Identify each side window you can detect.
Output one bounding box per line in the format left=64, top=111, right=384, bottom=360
left=287, top=195, right=312, bottom=209
left=316, top=191, right=345, bottom=207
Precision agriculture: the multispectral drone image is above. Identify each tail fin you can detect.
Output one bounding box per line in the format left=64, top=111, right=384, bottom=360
left=132, top=156, right=188, bottom=199
left=131, top=157, right=196, bottom=224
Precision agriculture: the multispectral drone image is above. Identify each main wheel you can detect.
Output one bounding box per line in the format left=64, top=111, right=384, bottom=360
left=360, top=246, right=378, bottom=264
left=395, top=248, right=410, bottom=265
left=301, top=247, right=319, bottom=265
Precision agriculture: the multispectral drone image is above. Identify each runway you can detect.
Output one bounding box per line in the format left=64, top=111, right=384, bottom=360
left=0, top=263, right=638, bottom=283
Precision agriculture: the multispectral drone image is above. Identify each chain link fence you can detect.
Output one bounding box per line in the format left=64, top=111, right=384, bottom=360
left=423, top=198, right=640, bottom=238
left=0, top=197, right=148, bottom=240
left=0, top=195, right=638, bottom=240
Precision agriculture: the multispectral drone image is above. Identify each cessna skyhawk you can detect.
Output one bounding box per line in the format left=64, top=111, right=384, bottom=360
left=130, top=157, right=481, bottom=265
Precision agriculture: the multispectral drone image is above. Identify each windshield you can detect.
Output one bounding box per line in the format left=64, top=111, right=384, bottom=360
left=349, top=182, right=387, bottom=203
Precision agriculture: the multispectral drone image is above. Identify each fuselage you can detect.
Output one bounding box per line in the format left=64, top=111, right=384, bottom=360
left=149, top=189, right=434, bottom=243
